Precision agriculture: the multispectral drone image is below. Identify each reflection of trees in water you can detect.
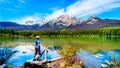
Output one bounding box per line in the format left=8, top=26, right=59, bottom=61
left=106, top=36, right=120, bottom=42
left=105, top=30, right=120, bottom=42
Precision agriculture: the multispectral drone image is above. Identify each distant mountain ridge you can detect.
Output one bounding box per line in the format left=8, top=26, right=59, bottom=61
left=0, top=22, right=39, bottom=31
left=0, top=16, right=120, bottom=31
left=67, top=16, right=120, bottom=30
left=38, top=15, right=120, bottom=31
left=0, top=22, right=21, bottom=28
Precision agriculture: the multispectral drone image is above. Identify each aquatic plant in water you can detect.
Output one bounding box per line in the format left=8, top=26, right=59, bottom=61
left=0, top=48, right=16, bottom=65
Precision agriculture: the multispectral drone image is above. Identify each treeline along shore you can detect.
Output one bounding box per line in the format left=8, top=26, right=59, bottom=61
left=0, top=28, right=120, bottom=37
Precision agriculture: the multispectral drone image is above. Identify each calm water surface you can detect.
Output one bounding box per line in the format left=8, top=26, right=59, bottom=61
left=0, top=35, right=120, bottom=67
left=0, top=36, right=120, bottom=52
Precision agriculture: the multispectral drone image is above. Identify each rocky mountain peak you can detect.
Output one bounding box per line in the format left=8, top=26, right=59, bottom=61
left=54, top=15, right=76, bottom=26
left=88, top=16, right=101, bottom=21
left=1, top=16, right=120, bottom=31
left=85, top=16, right=102, bottom=24
left=40, top=15, right=78, bottom=27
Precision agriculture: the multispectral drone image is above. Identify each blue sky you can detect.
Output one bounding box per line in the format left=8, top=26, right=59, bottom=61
left=0, top=0, right=120, bottom=25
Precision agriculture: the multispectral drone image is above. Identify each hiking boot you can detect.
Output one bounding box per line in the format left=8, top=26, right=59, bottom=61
left=33, top=58, right=36, bottom=61
left=37, top=57, right=41, bottom=61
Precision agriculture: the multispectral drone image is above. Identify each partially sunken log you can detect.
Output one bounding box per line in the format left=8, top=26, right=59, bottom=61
left=24, top=57, right=62, bottom=68
left=24, top=48, right=62, bottom=68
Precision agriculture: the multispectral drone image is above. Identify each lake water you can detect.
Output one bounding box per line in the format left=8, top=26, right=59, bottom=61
left=1, top=36, right=120, bottom=52
left=0, top=36, right=120, bottom=67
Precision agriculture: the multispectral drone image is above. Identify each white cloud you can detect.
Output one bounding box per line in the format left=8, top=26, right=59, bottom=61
left=45, top=0, right=120, bottom=20
left=11, top=13, right=43, bottom=25
left=45, top=9, right=65, bottom=21
left=11, top=0, right=120, bottom=25
left=65, top=0, right=120, bottom=17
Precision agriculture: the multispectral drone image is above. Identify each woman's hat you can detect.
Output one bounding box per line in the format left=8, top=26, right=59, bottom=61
left=36, top=36, right=40, bottom=38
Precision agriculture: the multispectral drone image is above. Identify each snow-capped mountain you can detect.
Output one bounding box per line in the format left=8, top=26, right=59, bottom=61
left=0, top=15, right=120, bottom=31
left=38, top=15, right=120, bottom=31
